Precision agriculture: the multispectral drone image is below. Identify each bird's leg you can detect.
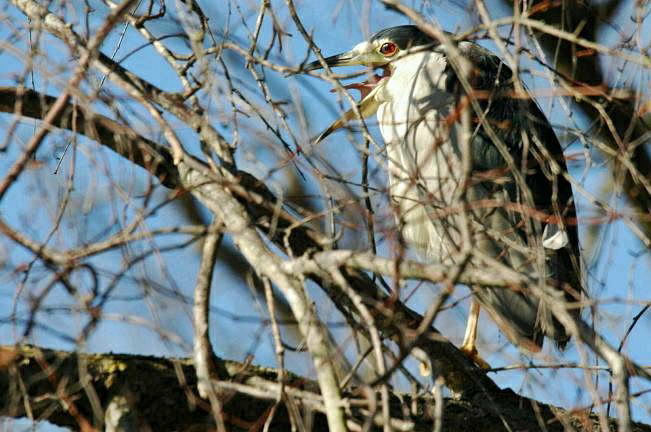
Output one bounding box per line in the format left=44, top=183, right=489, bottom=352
left=460, top=300, right=490, bottom=369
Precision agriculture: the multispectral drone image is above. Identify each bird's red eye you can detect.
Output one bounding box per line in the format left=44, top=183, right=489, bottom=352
left=379, top=42, right=397, bottom=56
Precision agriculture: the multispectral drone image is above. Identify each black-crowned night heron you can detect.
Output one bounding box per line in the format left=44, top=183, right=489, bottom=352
left=303, top=25, right=583, bottom=367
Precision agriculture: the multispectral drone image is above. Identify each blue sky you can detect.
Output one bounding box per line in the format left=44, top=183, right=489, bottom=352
left=0, top=0, right=649, bottom=429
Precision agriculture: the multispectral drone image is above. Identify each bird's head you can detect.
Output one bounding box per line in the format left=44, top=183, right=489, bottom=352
left=303, top=25, right=438, bottom=143
left=304, top=25, right=436, bottom=74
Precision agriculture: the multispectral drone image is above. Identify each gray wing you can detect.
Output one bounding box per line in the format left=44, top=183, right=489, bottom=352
left=445, top=42, right=583, bottom=348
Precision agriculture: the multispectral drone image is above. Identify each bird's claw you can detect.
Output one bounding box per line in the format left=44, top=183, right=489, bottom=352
left=459, top=344, right=491, bottom=370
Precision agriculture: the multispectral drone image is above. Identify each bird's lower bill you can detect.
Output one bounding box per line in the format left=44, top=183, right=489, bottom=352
left=314, top=66, right=391, bottom=144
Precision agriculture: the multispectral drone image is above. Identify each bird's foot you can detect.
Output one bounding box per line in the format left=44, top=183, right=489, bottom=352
left=459, top=344, right=491, bottom=369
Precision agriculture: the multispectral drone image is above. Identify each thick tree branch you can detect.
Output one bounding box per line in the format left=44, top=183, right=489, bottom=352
left=0, top=87, right=179, bottom=188
left=2, top=346, right=651, bottom=432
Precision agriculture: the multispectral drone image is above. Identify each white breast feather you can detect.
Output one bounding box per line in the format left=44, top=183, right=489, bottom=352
left=376, top=52, right=460, bottom=259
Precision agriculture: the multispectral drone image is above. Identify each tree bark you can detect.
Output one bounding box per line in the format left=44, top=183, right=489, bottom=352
left=2, top=345, right=650, bottom=431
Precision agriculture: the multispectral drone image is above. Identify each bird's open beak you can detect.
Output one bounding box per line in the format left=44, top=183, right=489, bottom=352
left=303, top=49, right=390, bottom=144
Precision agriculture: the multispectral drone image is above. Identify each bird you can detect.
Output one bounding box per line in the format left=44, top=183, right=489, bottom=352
left=302, top=25, right=583, bottom=367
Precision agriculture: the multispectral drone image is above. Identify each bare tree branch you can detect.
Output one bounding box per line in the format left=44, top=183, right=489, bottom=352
left=3, top=346, right=651, bottom=432
left=0, top=85, right=498, bottom=397
left=2, top=0, right=649, bottom=429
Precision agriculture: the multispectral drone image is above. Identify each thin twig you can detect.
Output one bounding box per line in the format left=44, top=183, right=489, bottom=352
left=192, top=219, right=226, bottom=432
